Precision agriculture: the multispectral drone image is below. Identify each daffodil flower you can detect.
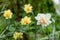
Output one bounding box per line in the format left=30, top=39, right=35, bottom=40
left=21, top=16, right=31, bottom=25
left=35, top=13, right=52, bottom=27
left=19, top=32, right=23, bottom=38
left=13, top=32, right=19, bottom=40
left=3, top=10, right=13, bottom=19
left=13, top=32, right=23, bottom=40
left=24, top=4, right=32, bottom=13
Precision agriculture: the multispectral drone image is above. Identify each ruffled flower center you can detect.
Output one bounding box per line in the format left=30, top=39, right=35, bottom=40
left=40, top=18, right=46, bottom=24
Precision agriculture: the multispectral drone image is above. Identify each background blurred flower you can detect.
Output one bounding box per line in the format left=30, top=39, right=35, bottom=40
left=13, top=32, right=20, bottom=40
left=24, top=4, right=32, bottom=13
left=35, top=13, right=52, bottom=27
left=13, top=32, right=23, bottom=40
left=53, top=0, right=60, bottom=4
left=21, top=16, right=31, bottom=25
left=3, top=10, right=13, bottom=19
left=53, top=0, right=60, bottom=16
left=19, top=32, right=23, bottom=38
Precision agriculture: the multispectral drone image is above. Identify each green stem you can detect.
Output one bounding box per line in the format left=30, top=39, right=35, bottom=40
left=40, top=31, right=60, bottom=40
left=52, top=18, right=55, bottom=40
left=31, top=12, right=37, bottom=40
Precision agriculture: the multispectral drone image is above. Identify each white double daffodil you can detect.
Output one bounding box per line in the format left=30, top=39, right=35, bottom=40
left=35, top=13, right=52, bottom=27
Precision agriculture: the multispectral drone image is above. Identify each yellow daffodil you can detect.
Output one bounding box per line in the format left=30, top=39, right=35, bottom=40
left=3, top=10, right=13, bottom=19
left=19, top=32, right=23, bottom=38
left=13, top=32, right=19, bottom=40
left=21, top=16, right=31, bottom=25
left=24, top=4, right=32, bottom=13
left=13, top=32, right=23, bottom=40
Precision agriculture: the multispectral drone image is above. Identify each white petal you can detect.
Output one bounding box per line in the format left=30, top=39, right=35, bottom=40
left=37, top=13, right=45, bottom=17
left=35, top=13, right=45, bottom=20
left=45, top=14, right=51, bottom=20
left=37, top=21, right=40, bottom=25
left=46, top=21, right=52, bottom=26
left=35, top=16, right=40, bottom=20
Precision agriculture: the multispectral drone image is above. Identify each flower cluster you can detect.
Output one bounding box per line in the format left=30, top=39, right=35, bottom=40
left=2, top=3, right=53, bottom=40
left=3, top=4, right=52, bottom=27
